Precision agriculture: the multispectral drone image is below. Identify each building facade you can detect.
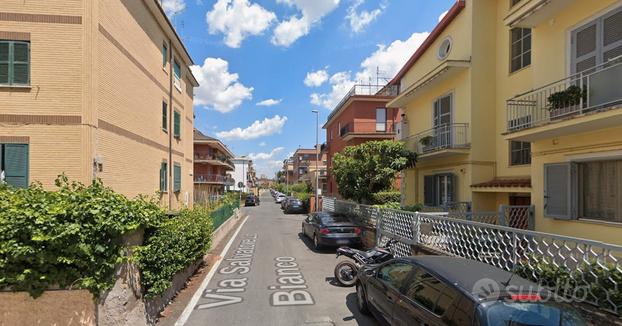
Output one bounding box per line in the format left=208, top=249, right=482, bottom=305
left=323, top=85, right=399, bottom=197
left=228, top=157, right=256, bottom=193
left=0, top=0, right=198, bottom=210
left=193, top=129, right=235, bottom=204
left=390, top=0, right=622, bottom=245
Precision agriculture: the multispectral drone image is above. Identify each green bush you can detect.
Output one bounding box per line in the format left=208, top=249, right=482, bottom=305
left=372, top=191, right=401, bottom=205
left=0, top=176, right=163, bottom=298
left=372, top=202, right=423, bottom=212
left=137, top=207, right=213, bottom=298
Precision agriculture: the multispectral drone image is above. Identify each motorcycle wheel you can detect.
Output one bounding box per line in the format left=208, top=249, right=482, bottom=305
left=334, top=261, right=359, bottom=287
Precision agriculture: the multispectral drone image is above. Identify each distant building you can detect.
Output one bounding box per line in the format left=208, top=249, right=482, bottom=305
left=228, top=157, right=256, bottom=193
left=291, top=146, right=328, bottom=194
left=193, top=129, right=235, bottom=204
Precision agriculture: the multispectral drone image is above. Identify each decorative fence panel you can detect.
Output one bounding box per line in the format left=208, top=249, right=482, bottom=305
left=322, top=198, right=622, bottom=315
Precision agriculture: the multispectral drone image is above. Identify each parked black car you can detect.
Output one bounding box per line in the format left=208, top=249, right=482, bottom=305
left=284, top=198, right=305, bottom=214
left=356, top=256, right=587, bottom=326
left=301, top=212, right=362, bottom=250
left=244, top=195, right=260, bottom=206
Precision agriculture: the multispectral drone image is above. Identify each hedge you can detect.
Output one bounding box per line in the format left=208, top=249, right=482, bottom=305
left=372, top=191, right=401, bottom=205
left=0, top=176, right=164, bottom=298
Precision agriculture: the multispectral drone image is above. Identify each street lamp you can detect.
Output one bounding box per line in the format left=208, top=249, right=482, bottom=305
left=312, top=109, right=319, bottom=212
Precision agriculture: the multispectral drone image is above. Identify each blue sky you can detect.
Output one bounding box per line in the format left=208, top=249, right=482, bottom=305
left=162, top=0, right=455, bottom=177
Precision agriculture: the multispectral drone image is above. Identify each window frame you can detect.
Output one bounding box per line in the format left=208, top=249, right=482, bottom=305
left=160, top=161, right=168, bottom=193
left=577, top=160, right=622, bottom=223
left=173, top=163, right=181, bottom=193
left=376, top=108, right=387, bottom=132
left=509, top=27, right=532, bottom=73
left=173, top=110, right=181, bottom=139
left=173, top=59, right=181, bottom=90
left=0, top=40, right=31, bottom=86
left=162, top=101, right=168, bottom=132
left=424, top=173, right=456, bottom=206
left=162, top=43, right=168, bottom=69
left=0, top=143, right=29, bottom=188
left=509, top=141, right=531, bottom=166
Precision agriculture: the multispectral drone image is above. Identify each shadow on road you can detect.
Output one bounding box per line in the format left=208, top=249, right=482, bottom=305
left=297, top=233, right=339, bottom=255
left=343, top=292, right=378, bottom=325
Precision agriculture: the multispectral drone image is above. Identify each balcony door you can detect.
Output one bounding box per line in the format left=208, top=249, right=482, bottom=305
left=376, top=108, right=387, bottom=132
left=433, top=93, right=452, bottom=149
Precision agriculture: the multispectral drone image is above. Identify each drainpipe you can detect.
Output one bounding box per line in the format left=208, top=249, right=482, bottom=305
left=167, top=38, right=173, bottom=210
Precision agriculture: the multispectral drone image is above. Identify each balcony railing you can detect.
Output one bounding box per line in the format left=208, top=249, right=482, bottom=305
left=194, top=153, right=234, bottom=167
left=405, top=123, right=469, bottom=154
left=194, top=174, right=235, bottom=185
left=507, top=56, right=622, bottom=132
left=339, top=121, right=395, bottom=138
left=328, top=84, right=399, bottom=121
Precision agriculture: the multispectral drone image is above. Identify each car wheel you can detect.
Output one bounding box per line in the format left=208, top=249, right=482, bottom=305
left=356, top=284, right=370, bottom=315
left=313, top=234, right=322, bottom=251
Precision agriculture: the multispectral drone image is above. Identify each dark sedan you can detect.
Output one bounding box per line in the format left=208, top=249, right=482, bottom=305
left=356, top=256, right=587, bottom=326
left=301, top=212, right=362, bottom=250
left=244, top=195, right=259, bottom=206
left=284, top=198, right=306, bottom=214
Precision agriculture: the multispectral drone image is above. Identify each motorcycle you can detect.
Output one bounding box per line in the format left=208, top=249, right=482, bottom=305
left=333, top=239, right=397, bottom=287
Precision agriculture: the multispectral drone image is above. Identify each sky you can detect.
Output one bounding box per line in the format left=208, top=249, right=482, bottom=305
left=161, top=0, right=455, bottom=177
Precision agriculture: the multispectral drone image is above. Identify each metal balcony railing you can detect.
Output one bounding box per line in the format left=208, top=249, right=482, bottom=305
left=194, top=174, right=235, bottom=185
left=507, top=56, right=622, bottom=132
left=339, top=121, right=395, bottom=137
left=327, top=84, right=399, bottom=120
left=405, top=123, right=469, bottom=154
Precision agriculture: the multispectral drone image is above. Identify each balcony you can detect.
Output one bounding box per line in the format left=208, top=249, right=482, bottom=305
left=504, top=0, right=576, bottom=28
left=194, top=174, right=235, bottom=186
left=194, top=153, right=235, bottom=170
left=327, top=84, right=398, bottom=121
left=405, top=123, right=470, bottom=159
left=339, top=121, right=396, bottom=141
left=506, top=57, right=622, bottom=141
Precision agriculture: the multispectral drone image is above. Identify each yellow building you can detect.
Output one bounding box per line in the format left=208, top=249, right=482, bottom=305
left=390, top=0, right=622, bottom=244
left=0, top=0, right=198, bottom=210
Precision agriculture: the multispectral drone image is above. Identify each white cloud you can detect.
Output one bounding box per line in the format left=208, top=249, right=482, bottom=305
left=272, top=0, right=341, bottom=47
left=259, top=141, right=267, bottom=147
left=346, top=0, right=385, bottom=33
left=249, top=147, right=285, bottom=160
left=161, top=0, right=186, bottom=16
left=206, top=0, right=277, bottom=48
left=256, top=98, right=282, bottom=106
left=255, top=159, right=285, bottom=178
left=309, top=31, right=430, bottom=109
left=438, top=10, right=448, bottom=22
left=216, top=115, right=288, bottom=140
left=304, top=69, right=329, bottom=87
left=191, top=57, right=253, bottom=113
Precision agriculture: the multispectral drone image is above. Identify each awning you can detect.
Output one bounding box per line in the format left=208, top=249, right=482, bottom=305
left=471, top=178, right=531, bottom=188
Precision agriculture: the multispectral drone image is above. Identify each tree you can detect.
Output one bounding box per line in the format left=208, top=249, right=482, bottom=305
left=332, top=140, right=417, bottom=203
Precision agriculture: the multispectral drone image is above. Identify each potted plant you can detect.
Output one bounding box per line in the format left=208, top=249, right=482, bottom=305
left=547, top=85, right=587, bottom=119
left=419, top=135, right=434, bottom=149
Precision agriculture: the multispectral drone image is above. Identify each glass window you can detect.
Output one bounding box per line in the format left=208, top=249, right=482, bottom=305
left=0, top=40, right=30, bottom=86
left=173, top=111, right=181, bottom=138
left=572, top=7, right=622, bottom=73
left=510, top=141, right=531, bottom=165
left=579, top=160, right=622, bottom=223
left=162, top=101, right=168, bottom=131
left=404, top=269, right=458, bottom=316
left=162, top=43, right=167, bottom=67
left=376, top=108, right=387, bottom=132
left=377, top=262, right=414, bottom=290
left=0, top=144, right=29, bottom=188
left=510, top=28, right=531, bottom=72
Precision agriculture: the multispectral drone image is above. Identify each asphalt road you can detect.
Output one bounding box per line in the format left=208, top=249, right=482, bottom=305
left=179, top=192, right=378, bottom=326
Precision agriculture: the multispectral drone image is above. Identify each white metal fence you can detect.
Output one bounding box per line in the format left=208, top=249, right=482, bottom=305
left=322, top=197, right=622, bottom=315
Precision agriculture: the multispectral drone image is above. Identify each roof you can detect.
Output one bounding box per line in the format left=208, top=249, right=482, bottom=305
left=193, top=129, right=235, bottom=158
left=388, top=0, right=466, bottom=86
left=322, top=95, right=394, bottom=129
left=471, top=178, right=532, bottom=188
left=193, top=129, right=216, bottom=141
left=405, top=256, right=538, bottom=299
left=294, top=148, right=317, bottom=155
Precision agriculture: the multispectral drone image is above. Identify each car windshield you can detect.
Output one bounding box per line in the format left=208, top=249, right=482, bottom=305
left=484, top=301, right=586, bottom=326
left=291, top=200, right=302, bottom=204
left=318, top=213, right=350, bottom=224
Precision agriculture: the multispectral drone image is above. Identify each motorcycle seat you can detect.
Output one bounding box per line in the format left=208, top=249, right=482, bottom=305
left=352, top=249, right=375, bottom=258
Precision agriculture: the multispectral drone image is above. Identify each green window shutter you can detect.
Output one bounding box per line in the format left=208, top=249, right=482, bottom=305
left=544, top=163, right=577, bottom=219
left=0, top=42, right=9, bottom=84
left=173, top=164, right=181, bottom=192
left=424, top=175, right=436, bottom=206
left=160, top=162, right=167, bottom=192
left=162, top=44, right=167, bottom=67
left=162, top=102, right=168, bottom=131
left=174, top=111, right=180, bottom=138
left=3, top=144, right=29, bottom=188
left=173, top=60, right=181, bottom=80
left=12, top=42, right=29, bottom=85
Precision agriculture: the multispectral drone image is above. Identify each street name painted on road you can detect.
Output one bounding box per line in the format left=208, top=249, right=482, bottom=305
left=196, top=233, right=258, bottom=310
left=269, top=256, right=314, bottom=306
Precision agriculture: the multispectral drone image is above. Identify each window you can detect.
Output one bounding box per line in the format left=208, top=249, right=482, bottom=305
left=173, top=59, right=181, bottom=88
left=438, top=37, right=452, bottom=60
left=432, top=94, right=453, bottom=149
left=173, top=110, right=181, bottom=139
left=162, top=43, right=167, bottom=68
left=510, top=28, right=531, bottom=72
left=159, top=161, right=168, bottom=192
left=424, top=174, right=456, bottom=206
left=162, top=101, right=168, bottom=131
left=0, top=41, right=30, bottom=86
left=173, top=163, right=181, bottom=192
left=377, top=262, right=414, bottom=289
left=571, top=7, right=622, bottom=73
left=510, top=141, right=531, bottom=165
left=376, top=108, right=387, bottom=132
left=0, top=144, right=29, bottom=188
left=404, top=269, right=459, bottom=316
left=545, top=160, right=622, bottom=223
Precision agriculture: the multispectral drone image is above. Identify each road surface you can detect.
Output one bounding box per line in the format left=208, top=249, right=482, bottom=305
left=179, top=192, right=378, bottom=326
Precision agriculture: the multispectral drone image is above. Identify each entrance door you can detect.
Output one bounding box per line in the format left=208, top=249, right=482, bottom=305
left=433, top=94, right=452, bottom=149
left=508, top=195, right=532, bottom=229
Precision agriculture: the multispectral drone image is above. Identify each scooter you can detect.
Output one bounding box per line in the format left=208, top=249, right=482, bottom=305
left=333, top=239, right=397, bottom=287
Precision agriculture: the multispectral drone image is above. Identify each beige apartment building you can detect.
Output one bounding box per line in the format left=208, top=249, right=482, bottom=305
left=0, top=0, right=198, bottom=210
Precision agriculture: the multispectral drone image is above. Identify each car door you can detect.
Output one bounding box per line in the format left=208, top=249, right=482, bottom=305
left=303, top=214, right=313, bottom=236
left=393, top=267, right=460, bottom=326
left=365, top=261, right=415, bottom=325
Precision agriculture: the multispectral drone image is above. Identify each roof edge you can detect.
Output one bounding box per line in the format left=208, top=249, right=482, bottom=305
left=388, top=0, right=466, bottom=86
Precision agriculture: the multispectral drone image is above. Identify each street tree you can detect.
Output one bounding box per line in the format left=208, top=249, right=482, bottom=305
left=332, top=140, right=417, bottom=204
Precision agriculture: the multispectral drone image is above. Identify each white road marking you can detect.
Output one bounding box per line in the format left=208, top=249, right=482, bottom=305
left=175, top=214, right=250, bottom=326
